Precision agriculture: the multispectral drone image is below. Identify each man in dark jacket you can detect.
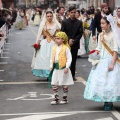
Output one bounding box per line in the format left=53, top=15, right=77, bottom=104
left=61, top=6, right=83, bottom=81
left=92, top=3, right=109, bottom=40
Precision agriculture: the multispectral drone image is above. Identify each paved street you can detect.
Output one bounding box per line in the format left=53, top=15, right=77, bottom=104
left=0, top=24, right=120, bottom=120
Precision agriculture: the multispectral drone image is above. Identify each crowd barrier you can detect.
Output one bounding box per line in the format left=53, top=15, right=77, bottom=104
left=0, top=24, right=9, bottom=57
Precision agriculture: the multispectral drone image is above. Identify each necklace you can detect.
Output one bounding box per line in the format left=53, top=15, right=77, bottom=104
left=105, top=28, right=111, bottom=34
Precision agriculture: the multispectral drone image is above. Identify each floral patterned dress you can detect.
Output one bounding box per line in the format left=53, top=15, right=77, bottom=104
left=84, top=31, right=120, bottom=102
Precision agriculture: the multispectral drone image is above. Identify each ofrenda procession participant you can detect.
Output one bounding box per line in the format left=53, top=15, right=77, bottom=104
left=61, top=6, right=83, bottom=81
left=50, top=32, right=74, bottom=105
left=31, top=10, right=61, bottom=78
left=15, top=9, right=26, bottom=30
left=84, top=14, right=120, bottom=111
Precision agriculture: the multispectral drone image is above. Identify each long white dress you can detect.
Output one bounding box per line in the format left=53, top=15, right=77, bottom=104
left=15, top=12, right=26, bottom=29
left=84, top=31, right=120, bottom=102
left=32, top=23, right=59, bottom=77
left=50, top=45, right=74, bottom=86
left=34, top=12, right=40, bottom=26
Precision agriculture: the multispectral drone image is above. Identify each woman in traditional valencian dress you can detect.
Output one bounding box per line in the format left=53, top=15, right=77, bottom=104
left=76, top=10, right=86, bottom=57
left=88, top=9, right=100, bottom=51
left=15, top=9, right=26, bottom=30
left=31, top=11, right=61, bottom=78
left=114, top=7, right=120, bottom=31
left=84, top=15, right=120, bottom=111
left=82, top=12, right=92, bottom=54
left=33, top=10, right=41, bottom=26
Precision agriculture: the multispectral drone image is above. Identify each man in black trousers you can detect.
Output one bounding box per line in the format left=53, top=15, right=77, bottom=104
left=61, top=6, right=83, bottom=81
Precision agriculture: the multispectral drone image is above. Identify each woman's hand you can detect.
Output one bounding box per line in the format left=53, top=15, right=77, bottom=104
left=93, top=36, right=97, bottom=40
left=108, top=64, right=114, bottom=71
left=64, top=68, right=68, bottom=74
left=69, top=39, right=73, bottom=46
left=37, top=40, right=41, bottom=45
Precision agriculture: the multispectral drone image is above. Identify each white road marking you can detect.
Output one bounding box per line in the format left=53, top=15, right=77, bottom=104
left=0, top=111, right=113, bottom=120
left=0, top=111, right=107, bottom=116
left=0, top=70, right=4, bottom=72
left=0, top=57, right=9, bottom=58
left=0, top=62, right=8, bottom=64
left=0, top=80, right=3, bottom=81
left=7, top=93, right=54, bottom=101
left=96, top=117, right=114, bottom=120
left=76, top=77, right=87, bottom=85
left=0, top=80, right=85, bottom=85
left=6, top=114, right=73, bottom=120
left=28, top=92, right=37, bottom=97
left=22, top=94, right=54, bottom=101
left=111, top=110, right=120, bottom=120
left=0, top=81, right=48, bottom=85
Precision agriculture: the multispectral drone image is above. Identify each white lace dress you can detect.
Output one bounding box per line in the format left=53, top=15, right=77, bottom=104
left=84, top=32, right=120, bottom=102
left=31, top=23, right=59, bottom=77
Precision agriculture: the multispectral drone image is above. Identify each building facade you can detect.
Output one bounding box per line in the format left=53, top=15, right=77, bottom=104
left=76, top=0, right=116, bottom=10
left=17, top=0, right=66, bottom=9
left=1, top=0, right=14, bottom=8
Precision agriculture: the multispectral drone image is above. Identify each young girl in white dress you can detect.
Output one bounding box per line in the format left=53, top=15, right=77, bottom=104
left=50, top=32, right=74, bottom=105
left=84, top=15, right=120, bottom=111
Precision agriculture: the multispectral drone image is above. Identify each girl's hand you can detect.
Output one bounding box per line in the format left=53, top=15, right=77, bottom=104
left=108, top=64, right=114, bottom=71
left=96, top=50, right=100, bottom=54
left=64, top=68, right=68, bottom=74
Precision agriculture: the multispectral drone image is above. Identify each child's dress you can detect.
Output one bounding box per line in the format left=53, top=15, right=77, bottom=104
left=84, top=31, right=120, bottom=102
left=50, top=45, right=74, bottom=86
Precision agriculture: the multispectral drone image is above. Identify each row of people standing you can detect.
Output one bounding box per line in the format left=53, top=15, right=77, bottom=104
left=31, top=4, right=120, bottom=110
left=31, top=6, right=83, bottom=105
left=31, top=6, right=83, bottom=81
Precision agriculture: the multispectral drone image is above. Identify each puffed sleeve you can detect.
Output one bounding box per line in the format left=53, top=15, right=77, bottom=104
left=66, top=47, right=72, bottom=68
left=113, top=34, right=119, bottom=52
left=96, top=34, right=102, bottom=51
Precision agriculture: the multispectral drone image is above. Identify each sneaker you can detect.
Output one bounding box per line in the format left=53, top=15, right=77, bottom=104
left=60, top=96, right=68, bottom=104
left=51, top=100, right=59, bottom=105
left=60, top=100, right=68, bottom=104
left=51, top=94, right=59, bottom=105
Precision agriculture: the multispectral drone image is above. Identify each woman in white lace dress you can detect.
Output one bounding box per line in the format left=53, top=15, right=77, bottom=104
left=84, top=15, right=120, bottom=111
left=31, top=11, right=61, bottom=78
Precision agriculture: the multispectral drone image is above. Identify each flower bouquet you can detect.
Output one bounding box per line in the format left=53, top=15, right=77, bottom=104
left=32, top=43, right=41, bottom=57
left=88, top=50, right=100, bottom=69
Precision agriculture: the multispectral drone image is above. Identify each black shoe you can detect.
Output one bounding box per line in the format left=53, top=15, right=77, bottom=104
left=73, top=77, right=77, bottom=81
left=77, top=55, right=82, bottom=58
